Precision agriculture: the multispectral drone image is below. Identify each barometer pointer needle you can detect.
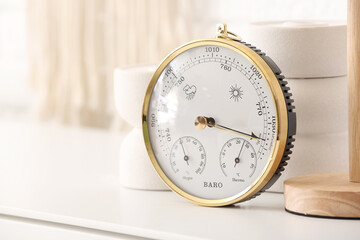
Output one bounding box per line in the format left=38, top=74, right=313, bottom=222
left=195, top=116, right=265, bottom=141
left=215, top=123, right=263, bottom=140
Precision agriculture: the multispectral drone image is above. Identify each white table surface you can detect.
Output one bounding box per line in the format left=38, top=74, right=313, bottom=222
left=0, top=120, right=359, bottom=240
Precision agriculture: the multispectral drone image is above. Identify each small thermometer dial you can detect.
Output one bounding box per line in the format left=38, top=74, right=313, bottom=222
left=219, top=138, right=257, bottom=181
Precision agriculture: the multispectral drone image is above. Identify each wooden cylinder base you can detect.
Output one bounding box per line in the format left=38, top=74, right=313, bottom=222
left=284, top=172, right=360, bottom=218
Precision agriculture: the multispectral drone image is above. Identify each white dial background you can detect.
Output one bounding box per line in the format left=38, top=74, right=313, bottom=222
left=147, top=44, right=277, bottom=200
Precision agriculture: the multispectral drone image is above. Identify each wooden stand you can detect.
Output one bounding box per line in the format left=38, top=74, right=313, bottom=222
left=284, top=0, right=360, bottom=218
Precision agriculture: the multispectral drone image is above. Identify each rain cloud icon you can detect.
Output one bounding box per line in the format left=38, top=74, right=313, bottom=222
left=183, top=84, right=197, bottom=100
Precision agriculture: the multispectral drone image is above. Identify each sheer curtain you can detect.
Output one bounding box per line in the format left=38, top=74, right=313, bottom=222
left=27, top=0, right=210, bottom=129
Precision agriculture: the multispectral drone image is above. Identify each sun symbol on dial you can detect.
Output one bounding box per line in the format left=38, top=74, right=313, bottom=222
left=229, top=84, right=243, bottom=102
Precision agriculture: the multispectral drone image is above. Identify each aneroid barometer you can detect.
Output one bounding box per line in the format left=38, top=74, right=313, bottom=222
left=142, top=24, right=296, bottom=206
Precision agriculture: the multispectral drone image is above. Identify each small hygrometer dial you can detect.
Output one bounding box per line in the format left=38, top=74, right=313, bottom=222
left=143, top=24, right=296, bottom=206
left=170, top=136, right=206, bottom=180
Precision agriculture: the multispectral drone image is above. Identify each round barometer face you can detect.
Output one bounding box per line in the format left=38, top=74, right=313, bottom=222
left=143, top=38, right=295, bottom=206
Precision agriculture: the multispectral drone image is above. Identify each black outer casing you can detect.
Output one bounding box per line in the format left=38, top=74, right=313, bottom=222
left=238, top=40, right=297, bottom=202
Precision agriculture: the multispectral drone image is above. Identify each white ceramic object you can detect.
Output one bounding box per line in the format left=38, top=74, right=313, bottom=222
left=270, top=76, right=348, bottom=192
left=114, top=65, right=156, bottom=129
left=114, top=66, right=168, bottom=190
left=270, top=132, right=349, bottom=192
left=242, top=20, right=346, bottom=78
left=118, top=128, right=168, bottom=190
left=242, top=21, right=348, bottom=192
left=287, top=76, right=347, bottom=136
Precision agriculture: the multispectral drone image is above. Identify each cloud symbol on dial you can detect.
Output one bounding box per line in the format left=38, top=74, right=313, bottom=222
left=183, top=85, right=197, bottom=95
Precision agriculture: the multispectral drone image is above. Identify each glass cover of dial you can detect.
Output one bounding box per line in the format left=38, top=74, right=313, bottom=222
left=147, top=44, right=277, bottom=200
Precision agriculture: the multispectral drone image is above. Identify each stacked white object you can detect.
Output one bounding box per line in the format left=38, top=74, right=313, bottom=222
left=242, top=21, right=347, bottom=192
left=114, top=65, right=169, bottom=190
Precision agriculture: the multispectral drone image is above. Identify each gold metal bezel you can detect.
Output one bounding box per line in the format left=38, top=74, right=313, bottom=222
left=142, top=38, right=288, bottom=206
